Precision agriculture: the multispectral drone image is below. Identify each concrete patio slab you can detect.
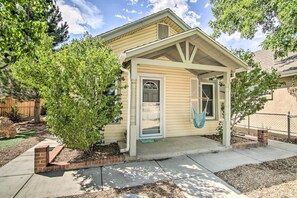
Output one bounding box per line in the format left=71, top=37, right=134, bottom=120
left=189, top=150, right=260, bottom=172
left=157, top=155, right=211, bottom=179
left=134, top=136, right=228, bottom=161
left=174, top=174, right=243, bottom=198
left=16, top=168, right=102, bottom=198
left=0, top=155, right=34, bottom=177
left=0, top=174, right=32, bottom=198
left=102, top=161, right=168, bottom=189
left=235, top=146, right=297, bottom=162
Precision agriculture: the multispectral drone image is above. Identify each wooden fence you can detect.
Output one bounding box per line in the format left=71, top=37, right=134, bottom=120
left=0, top=98, right=41, bottom=117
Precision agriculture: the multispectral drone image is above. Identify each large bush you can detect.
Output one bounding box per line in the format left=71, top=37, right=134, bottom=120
left=13, top=35, right=123, bottom=151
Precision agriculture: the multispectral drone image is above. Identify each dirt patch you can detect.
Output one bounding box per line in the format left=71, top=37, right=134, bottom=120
left=203, top=134, right=254, bottom=144
left=54, top=143, right=121, bottom=163
left=60, top=181, right=185, bottom=198
left=215, top=155, right=297, bottom=193
left=0, top=132, right=48, bottom=168
left=0, top=121, right=49, bottom=167
left=246, top=179, right=297, bottom=198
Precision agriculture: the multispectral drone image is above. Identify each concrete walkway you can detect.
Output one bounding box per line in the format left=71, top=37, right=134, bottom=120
left=1, top=139, right=297, bottom=198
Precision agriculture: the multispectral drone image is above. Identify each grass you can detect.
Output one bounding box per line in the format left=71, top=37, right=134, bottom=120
left=0, top=131, right=38, bottom=149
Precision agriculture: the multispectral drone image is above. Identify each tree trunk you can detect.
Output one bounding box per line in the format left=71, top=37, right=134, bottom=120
left=34, top=97, right=41, bottom=123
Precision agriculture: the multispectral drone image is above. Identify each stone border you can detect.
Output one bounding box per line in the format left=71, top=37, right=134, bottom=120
left=232, top=129, right=268, bottom=149
left=35, top=145, right=125, bottom=173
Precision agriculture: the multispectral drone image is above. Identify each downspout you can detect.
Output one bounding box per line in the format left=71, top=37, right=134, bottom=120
left=119, top=53, right=131, bottom=153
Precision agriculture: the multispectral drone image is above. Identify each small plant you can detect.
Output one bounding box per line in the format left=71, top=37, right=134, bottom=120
left=216, top=121, right=223, bottom=139
left=7, top=105, right=22, bottom=123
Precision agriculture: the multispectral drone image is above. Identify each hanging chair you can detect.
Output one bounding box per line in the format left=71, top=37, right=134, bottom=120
left=192, top=90, right=209, bottom=128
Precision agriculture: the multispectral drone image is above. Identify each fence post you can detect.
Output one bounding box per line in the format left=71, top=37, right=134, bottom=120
left=288, top=111, right=291, bottom=142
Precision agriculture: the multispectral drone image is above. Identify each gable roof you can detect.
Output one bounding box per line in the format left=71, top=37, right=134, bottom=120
left=254, top=50, right=297, bottom=77
left=98, top=8, right=191, bottom=41
left=124, top=28, right=249, bottom=70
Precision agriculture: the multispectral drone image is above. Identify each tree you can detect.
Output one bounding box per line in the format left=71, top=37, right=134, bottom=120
left=13, top=35, right=124, bottom=152
left=229, top=49, right=283, bottom=131
left=0, top=0, right=49, bottom=69
left=0, top=0, right=69, bottom=123
left=209, top=0, right=297, bottom=58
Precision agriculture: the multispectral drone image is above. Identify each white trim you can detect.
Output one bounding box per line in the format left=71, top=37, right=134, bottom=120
left=190, top=78, right=199, bottom=121
left=133, top=58, right=231, bottom=72
left=200, top=82, right=216, bottom=120
left=125, top=29, right=249, bottom=70
left=138, top=73, right=165, bottom=139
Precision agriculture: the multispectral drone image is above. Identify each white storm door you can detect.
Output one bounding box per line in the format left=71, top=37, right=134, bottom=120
left=140, top=77, right=163, bottom=138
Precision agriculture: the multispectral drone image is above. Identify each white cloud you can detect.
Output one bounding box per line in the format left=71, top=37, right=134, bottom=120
left=148, top=0, right=201, bottom=27
left=123, top=8, right=137, bottom=14
left=204, top=3, right=210, bottom=8
left=130, top=0, right=138, bottom=5
left=123, top=8, right=142, bottom=14
left=115, top=14, right=133, bottom=22
left=190, top=0, right=198, bottom=2
left=217, top=30, right=265, bottom=51
left=57, top=0, right=103, bottom=34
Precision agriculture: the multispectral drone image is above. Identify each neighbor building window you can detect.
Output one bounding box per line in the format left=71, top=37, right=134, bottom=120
left=158, top=24, right=169, bottom=39
left=201, top=82, right=215, bottom=119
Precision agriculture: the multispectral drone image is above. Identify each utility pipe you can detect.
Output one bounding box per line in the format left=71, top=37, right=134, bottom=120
left=119, top=53, right=131, bottom=153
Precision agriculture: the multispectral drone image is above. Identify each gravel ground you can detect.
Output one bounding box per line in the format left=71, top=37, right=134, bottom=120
left=60, top=181, right=185, bottom=198
left=246, top=179, right=297, bottom=198
left=54, top=143, right=121, bottom=163
left=0, top=121, right=48, bottom=167
left=216, top=155, right=297, bottom=193
left=203, top=134, right=254, bottom=144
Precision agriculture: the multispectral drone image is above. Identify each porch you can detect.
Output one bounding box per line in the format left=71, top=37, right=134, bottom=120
left=120, top=29, right=248, bottom=157
left=126, top=135, right=228, bottom=161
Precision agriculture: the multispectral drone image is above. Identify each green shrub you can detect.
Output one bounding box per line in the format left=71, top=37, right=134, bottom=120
left=13, top=35, right=124, bottom=152
left=7, top=105, right=22, bottom=123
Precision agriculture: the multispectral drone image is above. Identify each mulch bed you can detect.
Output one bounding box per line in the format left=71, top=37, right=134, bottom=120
left=0, top=121, right=49, bottom=167
left=215, top=155, right=297, bottom=193
left=60, top=181, right=185, bottom=198
left=53, top=143, right=121, bottom=163
left=203, top=134, right=254, bottom=144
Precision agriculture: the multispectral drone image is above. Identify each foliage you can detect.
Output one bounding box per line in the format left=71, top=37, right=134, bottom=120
left=0, top=0, right=68, bottom=68
left=0, top=0, right=69, bottom=123
left=209, top=0, right=297, bottom=58
left=6, top=105, right=22, bottom=123
left=230, top=49, right=283, bottom=131
left=13, top=35, right=124, bottom=152
left=216, top=121, right=223, bottom=139
left=46, top=0, right=69, bottom=47
left=0, top=68, right=37, bottom=101
left=288, top=75, right=297, bottom=99
left=0, top=0, right=49, bottom=68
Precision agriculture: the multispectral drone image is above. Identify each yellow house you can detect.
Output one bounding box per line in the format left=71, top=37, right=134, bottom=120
left=98, top=9, right=248, bottom=157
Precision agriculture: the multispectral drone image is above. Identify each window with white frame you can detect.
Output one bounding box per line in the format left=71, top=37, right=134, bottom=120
left=201, top=82, right=215, bottom=119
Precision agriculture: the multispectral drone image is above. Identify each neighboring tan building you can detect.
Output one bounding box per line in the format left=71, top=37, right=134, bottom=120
left=254, top=50, right=297, bottom=114
left=98, top=9, right=248, bottom=156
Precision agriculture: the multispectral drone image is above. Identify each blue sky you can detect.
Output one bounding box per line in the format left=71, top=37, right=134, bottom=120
left=57, top=0, right=265, bottom=52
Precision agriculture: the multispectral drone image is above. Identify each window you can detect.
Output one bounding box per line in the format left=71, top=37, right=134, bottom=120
left=201, top=83, right=215, bottom=119
left=157, top=24, right=169, bottom=39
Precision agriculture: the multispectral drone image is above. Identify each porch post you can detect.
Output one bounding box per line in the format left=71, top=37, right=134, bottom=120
left=129, top=59, right=137, bottom=156
left=223, top=71, right=231, bottom=147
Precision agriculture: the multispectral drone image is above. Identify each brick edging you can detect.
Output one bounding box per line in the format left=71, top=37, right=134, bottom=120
left=35, top=145, right=125, bottom=173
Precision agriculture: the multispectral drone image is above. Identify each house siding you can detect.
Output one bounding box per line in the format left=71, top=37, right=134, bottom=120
left=138, top=65, right=219, bottom=138
left=106, top=21, right=182, bottom=55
